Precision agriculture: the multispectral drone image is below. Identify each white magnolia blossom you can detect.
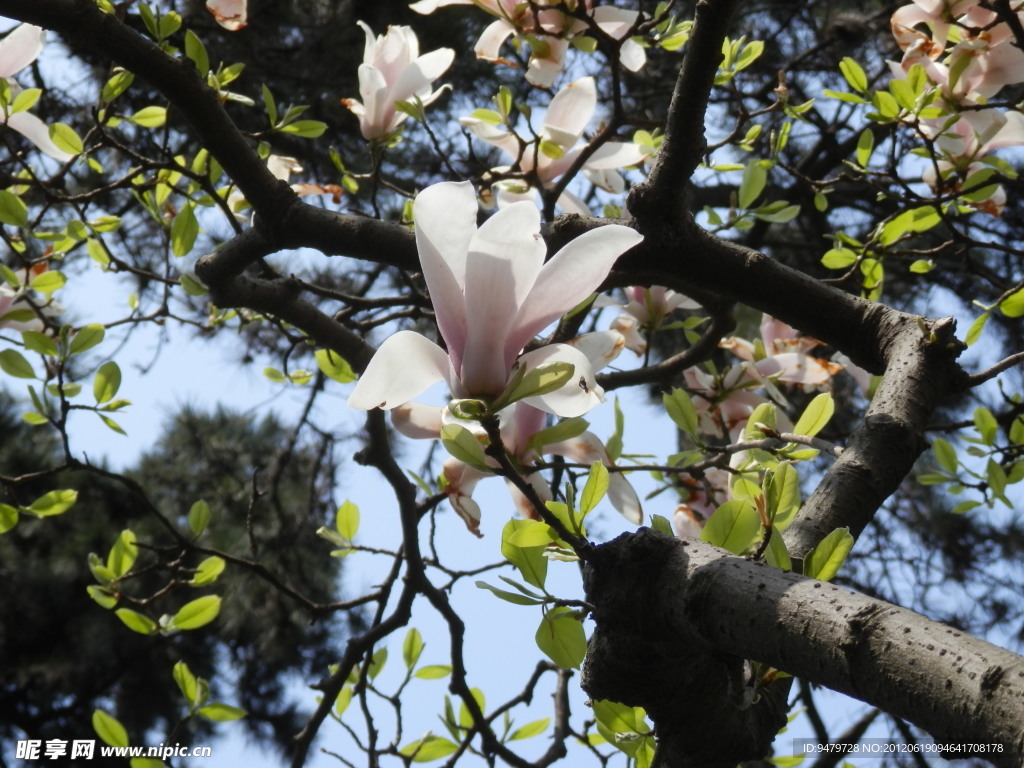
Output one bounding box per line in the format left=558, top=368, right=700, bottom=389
left=460, top=77, right=650, bottom=214
left=347, top=180, right=643, bottom=418
left=342, top=22, right=454, bottom=140
left=409, top=0, right=645, bottom=88
left=0, top=24, right=74, bottom=162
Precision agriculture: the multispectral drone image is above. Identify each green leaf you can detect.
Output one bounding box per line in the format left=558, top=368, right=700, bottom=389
left=280, top=120, right=327, bottom=138
left=170, top=204, right=199, bottom=257
left=526, top=417, right=589, bottom=455
left=93, top=709, right=129, bottom=748
left=974, top=406, right=999, bottom=445
left=172, top=595, right=222, bottom=630
left=94, top=361, right=122, bottom=404
left=965, top=311, right=989, bottom=348
left=763, top=530, right=792, bottom=571
left=107, top=529, right=138, bottom=578
left=932, top=437, right=958, bottom=474
left=102, top=69, right=135, bottom=103
left=70, top=323, right=106, bottom=355
left=86, top=584, right=118, bottom=609
left=476, top=580, right=546, bottom=606
left=821, top=247, right=857, bottom=270
left=0, top=349, right=35, bottom=379
left=198, top=703, right=246, bottom=721
left=493, top=360, right=574, bottom=412
left=335, top=500, right=359, bottom=541
left=30, top=270, right=65, bottom=297
left=180, top=274, right=207, bottom=296
left=368, top=646, right=388, bottom=680
left=403, top=628, right=424, bottom=670
left=400, top=734, right=459, bottom=762
left=579, top=461, right=609, bottom=515
left=535, top=607, right=586, bottom=669
left=28, top=489, right=77, bottom=517
left=315, top=348, right=356, bottom=383
left=0, top=189, right=28, bottom=226
left=738, top=160, right=769, bottom=209
left=501, top=518, right=548, bottom=589
left=764, top=462, right=801, bottom=530
left=0, top=504, right=19, bottom=534
left=184, top=30, right=210, bottom=75
left=506, top=519, right=557, bottom=547
left=262, top=83, right=278, bottom=125
left=510, top=717, right=550, bottom=740
left=173, top=660, right=201, bottom=705
left=21, top=330, right=58, bottom=357
left=701, top=499, right=759, bottom=555
left=130, top=106, right=167, bottom=127
left=11, top=87, right=41, bottom=114
left=458, top=687, right=486, bottom=728
left=49, top=123, right=83, bottom=156
left=414, top=665, right=451, bottom=680
left=650, top=514, right=673, bottom=536
left=188, top=500, right=211, bottom=536
left=803, top=527, right=854, bottom=581
left=116, top=608, right=158, bottom=635
left=999, top=287, right=1024, bottom=318
left=839, top=57, right=868, bottom=93
left=663, top=388, right=699, bottom=437
left=855, top=129, right=874, bottom=167
left=335, top=685, right=353, bottom=716
left=440, top=423, right=490, bottom=472
left=792, top=392, right=834, bottom=437
left=191, top=556, right=226, bottom=586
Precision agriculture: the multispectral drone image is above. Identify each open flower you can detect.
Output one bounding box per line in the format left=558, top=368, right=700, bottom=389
left=348, top=181, right=643, bottom=418
left=460, top=77, right=649, bottom=214
left=720, top=314, right=843, bottom=391
left=342, top=22, right=454, bottom=140
left=0, top=24, right=74, bottom=162
left=410, top=0, right=644, bottom=87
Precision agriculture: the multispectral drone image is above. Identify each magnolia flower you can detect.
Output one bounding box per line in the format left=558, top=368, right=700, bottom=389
left=206, top=0, right=247, bottom=31
left=342, top=22, right=454, bottom=140
left=0, top=24, right=74, bottom=162
left=348, top=181, right=643, bottom=417
left=460, top=77, right=649, bottom=214
left=719, top=314, right=843, bottom=391
left=410, top=0, right=644, bottom=88
left=393, top=397, right=642, bottom=536
left=228, top=154, right=342, bottom=221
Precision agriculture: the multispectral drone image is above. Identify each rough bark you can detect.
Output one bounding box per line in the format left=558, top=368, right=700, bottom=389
left=582, top=529, right=1024, bottom=768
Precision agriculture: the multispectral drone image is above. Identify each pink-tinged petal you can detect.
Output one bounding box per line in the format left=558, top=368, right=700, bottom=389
left=611, top=313, right=647, bottom=355
left=674, top=505, right=705, bottom=538
left=461, top=201, right=546, bottom=393
left=410, top=0, right=475, bottom=13
left=347, top=330, right=452, bottom=409
left=266, top=155, right=302, bottom=181
left=442, top=458, right=486, bottom=537
left=508, top=225, right=643, bottom=354
left=206, top=0, right=247, bottom=30
left=981, top=109, right=1024, bottom=153
left=391, top=402, right=444, bottom=439
left=502, top=402, right=548, bottom=457
left=754, top=351, right=841, bottom=389
left=6, top=111, right=74, bottom=161
left=891, top=4, right=948, bottom=53
left=526, top=54, right=564, bottom=88
left=542, top=77, right=596, bottom=148
left=567, top=330, right=626, bottom=372
left=414, top=181, right=477, bottom=366
left=591, top=6, right=638, bottom=39
left=584, top=167, right=625, bottom=194
left=719, top=336, right=756, bottom=361
left=474, top=19, right=516, bottom=61
left=0, top=24, right=43, bottom=78
left=518, top=343, right=604, bottom=417
left=504, top=473, right=553, bottom=520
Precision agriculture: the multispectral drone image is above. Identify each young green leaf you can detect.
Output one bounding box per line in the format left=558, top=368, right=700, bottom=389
left=93, top=361, right=122, bottom=404
left=579, top=461, right=609, bottom=515
left=403, top=628, right=424, bottom=670
left=93, top=709, right=129, bottom=748
left=172, top=595, right=222, bottom=630
left=802, top=527, right=854, bottom=581
left=535, top=607, right=586, bottom=669
left=700, top=499, right=759, bottom=555
left=792, top=392, right=834, bottom=437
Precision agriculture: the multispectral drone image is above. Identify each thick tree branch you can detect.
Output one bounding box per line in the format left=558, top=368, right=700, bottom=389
left=583, top=529, right=1024, bottom=768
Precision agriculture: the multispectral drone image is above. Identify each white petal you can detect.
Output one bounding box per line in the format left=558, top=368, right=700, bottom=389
left=391, top=402, right=444, bottom=439
left=619, top=38, right=646, bottom=72
left=567, top=330, right=626, bottom=372
left=6, top=111, right=75, bottom=161
left=347, top=330, right=452, bottom=409
left=389, top=47, right=455, bottom=103
left=555, top=188, right=592, bottom=216
left=461, top=201, right=546, bottom=393
left=508, top=225, right=643, bottom=355
left=474, top=19, right=515, bottom=61
left=518, top=344, right=604, bottom=417
left=206, top=0, right=247, bottom=31
left=410, top=0, right=474, bottom=13
left=414, top=182, right=477, bottom=367
left=0, top=24, right=44, bottom=78
left=442, top=458, right=487, bottom=537
left=584, top=141, right=649, bottom=170
left=542, top=77, right=596, bottom=148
